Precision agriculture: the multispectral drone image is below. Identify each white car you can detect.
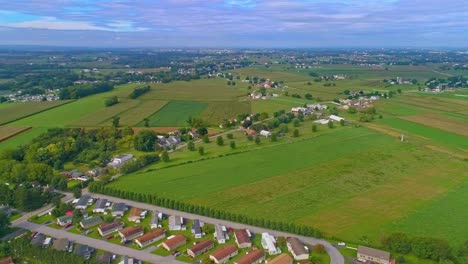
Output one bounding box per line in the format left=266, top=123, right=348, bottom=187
left=337, top=242, right=346, bottom=247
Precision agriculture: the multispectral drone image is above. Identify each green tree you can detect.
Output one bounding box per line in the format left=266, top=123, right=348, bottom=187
left=230, top=141, right=236, bottom=149
left=161, top=151, right=170, bottom=162
left=340, top=119, right=345, bottom=126
left=73, top=187, right=82, bottom=199
left=255, top=136, right=261, bottom=145
left=134, top=130, right=157, bottom=152
left=226, top=133, right=234, bottom=139
left=187, top=141, right=196, bottom=151
left=293, top=118, right=300, bottom=127
left=305, top=93, right=313, bottom=100
left=0, top=212, right=10, bottom=236
left=312, top=124, right=318, bottom=132
left=202, top=135, right=210, bottom=143
left=216, top=136, right=224, bottom=146
left=72, top=209, right=82, bottom=223
left=397, top=88, right=402, bottom=94
left=143, top=118, right=149, bottom=127
left=293, top=129, right=300, bottom=137
left=112, top=116, right=120, bottom=128
left=198, top=146, right=205, bottom=156
left=328, top=121, right=334, bottom=129
left=270, top=133, right=278, bottom=142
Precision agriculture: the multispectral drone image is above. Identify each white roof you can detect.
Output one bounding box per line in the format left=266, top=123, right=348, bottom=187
left=329, top=115, right=344, bottom=121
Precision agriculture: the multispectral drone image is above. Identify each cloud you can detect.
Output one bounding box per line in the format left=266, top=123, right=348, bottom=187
left=5, top=18, right=110, bottom=31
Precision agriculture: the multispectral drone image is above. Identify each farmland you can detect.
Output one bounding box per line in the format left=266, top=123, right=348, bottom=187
left=0, top=100, right=72, bottom=125
left=141, top=100, right=208, bottom=127
left=0, top=126, right=31, bottom=142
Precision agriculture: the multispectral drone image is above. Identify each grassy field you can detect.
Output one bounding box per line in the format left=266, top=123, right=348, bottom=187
left=110, top=127, right=467, bottom=245
left=0, top=100, right=72, bottom=125
left=0, top=126, right=31, bottom=141
left=199, top=101, right=251, bottom=125
left=0, top=127, right=48, bottom=151
left=140, top=100, right=208, bottom=127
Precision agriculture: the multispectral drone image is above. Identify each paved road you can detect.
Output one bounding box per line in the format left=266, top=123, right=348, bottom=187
left=85, top=191, right=345, bottom=264
left=16, top=221, right=183, bottom=264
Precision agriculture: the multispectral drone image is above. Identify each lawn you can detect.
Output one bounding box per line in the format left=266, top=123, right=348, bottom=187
left=109, top=127, right=467, bottom=245
left=140, top=100, right=208, bottom=127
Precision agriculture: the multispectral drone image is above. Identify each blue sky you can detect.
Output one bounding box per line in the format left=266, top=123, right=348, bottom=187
left=0, top=0, right=466, bottom=47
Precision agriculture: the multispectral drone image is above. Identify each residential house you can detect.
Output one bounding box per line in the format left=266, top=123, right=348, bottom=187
left=329, top=115, right=344, bottom=122
left=307, top=104, right=328, bottom=111
left=234, top=248, right=265, bottom=264
left=244, top=129, right=257, bottom=137
left=286, top=237, right=309, bottom=260
left=98, top=221, right=124, bottom=237
left=157, top=136, right=181, bottom=149
left=192, top=219, right=203, bottom=238
left=0, top=256, right=14, bottom=264
left=31, top=234, right=45, bottom=247
left=214, top=224, right=229, bottom=244
left=210, top=245, right=239, bottom=264
left=135, top=229, right=166, bottom=248
left=80, top=216, right=103, bottom=229
left=93, top=199, right=108, bottom=213
left=357, top=246, right=391, bottom=264
left=107, top=154, right=133, bottom=169
left=112, top=202, right=127, bottom=217
left=128, top=207, right=143, bottom=222
left=262, top=232, right=281, bottom=255
left=267, top=253, right=293, bottom=264
left=75, top=195, right=91, bottom=210
left=64, top=169, right=85, bottom=180
left=169, top=215, right=184, bottom=230
left=97, top=252, right=112, bottom=264
left=234, top=229, right=252, bottom=248
left=162, top=235, right=187, bottom=251
left=87, top=167, right=106, bottom=177
left=150, top=211, right=161, bottom=229
left=74, top=244, right=95, bottom=260
left=259, top=130, right=272, bottom=137
left=187, top=240, right=214, bottom=258
left=56, top=215, right=73, bottom=227
left=52, top=238, right=69, bottom=251
left=291, top=107, right=311, bottom=116
left=0, top=206, right=11, bottom=217
left=118, top=226, right=144, bottom=242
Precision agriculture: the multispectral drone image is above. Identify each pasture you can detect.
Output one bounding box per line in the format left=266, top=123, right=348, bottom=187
left=0, top=100, right=72, bottom=125
left=140, top=100, right=208, bottom=127
left=109, top=127, right=467, bottom=245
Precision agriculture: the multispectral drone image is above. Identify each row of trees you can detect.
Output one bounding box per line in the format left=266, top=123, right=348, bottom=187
left=58, top=82, right=114, bottom=99
left=129, top=86, right=150, bottom=99
left=381, top=233, right=467, bottom=263
left=89, top=182, right=323, bottom=238
left=0, top=184, right=53, bottom=212
left=121, top=154, right=160, bottom=174
left=104, top=96, right=119, bottom=107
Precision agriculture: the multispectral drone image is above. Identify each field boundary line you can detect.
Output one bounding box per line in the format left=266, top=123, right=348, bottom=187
left=0, top=100, right=75, bottom=126
left=0, top=126, right=32, bottom=142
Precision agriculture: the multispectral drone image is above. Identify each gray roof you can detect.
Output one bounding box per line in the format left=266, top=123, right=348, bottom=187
left=76, top=195, right=90, bottom=207
left=52, top=238, right=69, bottom=251
left=358, top=246, right=390, bottom=261
left=151, top=212, right=159, bottom=225
left=57, top=214, right=73, bottom=222
left=215, top=225, right=225, bottom=240
left=287, top=237, right=308, bottom=255
left=95, top=199, right=108, bottom=210
left=113, top=202, right=126, bottom=212
left=80, top=216, right=103, bottom=228
left=192, top=219, right=202, bottom=235
left=31, top=234, right=45, bottom=246
left=75, top=244, right=95, bottom=259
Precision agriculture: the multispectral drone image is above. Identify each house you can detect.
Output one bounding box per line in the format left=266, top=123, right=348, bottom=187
left=0, top=256, right=14, bottom=264
left=31, top=233, right=45, bottom=247
left=52, top=238, right=69, bottom=251
left=234, top=248, right=265, bottom=264
left=169, top=215, right=184, bottom=230
left=187, top=240, right=214, bottom=258
left=128, top=207, right=143, bottom=222
left=261, top=232, right=281, bottom=255
left=307, top=104, right=328, bottom=111
left=329, top=115, right=344, bottom=122
left=135, top=229, right=166, bottom=248
left=75, top=195, right=91, bottom=210
left=93, top=199, right=108, bottom=213
left=112, top=202, right=127, bottom=217
left=286, top=237, right=309, bottom=260
left=80, top=216, right=103, bottom=229
left=98, top=221, right=124, bottom=236
left=64, top=169, right=85, bottom=179
left=118, top=226, right=144, bottom=242
left=244, top=129, right=257, bottom=137
left=157, top=136, right=181, bottom=149
left=107, top=154, right=133, bottom=169
left=192, top=219, right=203, bottom=238
left=42, top=237, right=53, bottom=248
left=234, top=229, right=252, bottom=248
left=267, top=253, right=293, bottom=264
left=357, top=246, right=391, bottom=264
left=56, top=215, right=73, bottom=226
left=74, top=244, right=95, bottom=259
left=162, top=235, right=187, bottom=251
left=210, top=245, right=238, bottom=264
left=214, top=224, right=229, bottom=244
left=0, top=206, right=11, bottom=217
left=150, top=211, right=161, bottom=229
left=291, top=107, right=311, bottom=116
left=97, top=252, right=113, bottom=264
left=259, top=130, right=272, bottom=137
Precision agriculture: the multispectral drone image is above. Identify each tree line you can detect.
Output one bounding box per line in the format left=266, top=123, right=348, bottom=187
left=58, top=82, right=114, bottom=99
left=129, top=85, right=150, bottom=99
left=89, top=182, right=323, bottom=238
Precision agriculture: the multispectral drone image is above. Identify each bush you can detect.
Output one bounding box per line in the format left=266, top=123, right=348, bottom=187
left=216, top=136, right=224, bottom=146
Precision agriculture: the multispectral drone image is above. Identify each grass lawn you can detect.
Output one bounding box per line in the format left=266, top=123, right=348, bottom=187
left=30, top=214, right=55, bottom=225
left=140, top=100, right=208, bottom=127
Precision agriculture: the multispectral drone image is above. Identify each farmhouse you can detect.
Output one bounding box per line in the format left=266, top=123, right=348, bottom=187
left=107, top=154, right=133, bottom=169
left=259, top=130, right=272, bottom=137
left=210, top=244, right=238, bottom=264
left=214, top=224, right=229, bottom=243
left=75, top=195, right=91, bottom=210
left=162, top=235, right=187, bottom=251
left=128, top=207, right=143, bottom=222
left=357, top=246, right=391, bottom=264
left=234, top=248, right=265, bottom=264
left=307, top=104, right=328, bottom=111
left=93, top=199, right=108, bottom=213
left=150, top=211, right=161, bottom=229
left=112, top=202, right=127, bottom=217
left=262, top=232, right=281, bottom=255
left=80, top=216, right=103, bottom=229
left=52, top=238, right=69, bottom=252
left=187, top=240, right=214, bottom=258
left=329, top=115, right=344, bottom=122
left=286, top=237, right=309, bottom=260
left=135, top=229, right=166, bottom=248
left=169, top=215, right=184, bottom=230
left=118, top=226, right=144, bottom=242
left=234, top=229, right=252, bottom=248
left=192, top=219, right=203, bottom=238
left=56, top=215, right=73, bottom=226
left=98, top=221, right=124, bottom=237
left=267, top=253, right=293, bottom=264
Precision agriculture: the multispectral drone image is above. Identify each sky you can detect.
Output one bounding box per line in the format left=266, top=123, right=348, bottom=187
left=0, top=0, right=467, bottom=48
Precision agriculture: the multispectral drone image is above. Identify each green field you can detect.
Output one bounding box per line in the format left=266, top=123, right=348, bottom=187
left=0, top=100, right=72, bottom=125
left=110, top=127, right=467, bottom=245
left=0, top=127, right=48, bottom=151
left=140, top=100, right=208, bottom=127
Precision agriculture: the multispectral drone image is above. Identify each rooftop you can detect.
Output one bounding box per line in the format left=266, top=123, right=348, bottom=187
left=211, top=244, right=238, bottom=260
left=189, top=240, right=214, bottom=254
left=287, top=237, right=308, bottom=255
left=164, top=234, right=186, bottom=249
left=358, top=246, right=390, bottom=261
left=119, top=226, right=144, bottom=238
left=235, top=229, right=251, bottom=244
left=235, top=249, right=264, bottom=264
left=136, top=229, right=165, bottom=244
left=268, top=253, right=293, bottom=264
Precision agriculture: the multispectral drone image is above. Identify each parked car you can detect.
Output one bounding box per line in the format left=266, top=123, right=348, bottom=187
left=65, top=223, right=73, bottom=228
left=172, top=251, right=181, bottom=257
left=106, top=235, right=114, bottom=240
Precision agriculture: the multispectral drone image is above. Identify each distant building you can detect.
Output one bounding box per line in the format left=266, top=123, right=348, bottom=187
left=107, top=154, right=133, bottom=169
left=329, top=115, right=344, bottom=122
left=75, top=195, right=91, bottom=210
left=128, top=207, right=143, bottom=222
left=52, top=238, right=69, bottom=252
left=150, top=211, right=161, bottom=229
left=112, top=203, right=127, bottom=217
left=357, top=246, right=391, bottom=264
left=74, top=244, right=95, bottom=260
